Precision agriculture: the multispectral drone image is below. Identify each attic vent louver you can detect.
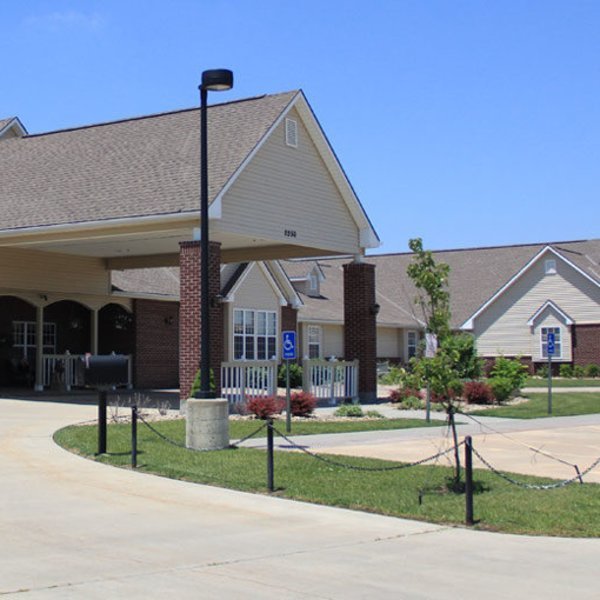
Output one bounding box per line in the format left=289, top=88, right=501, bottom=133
left=285, top=118, right=298, bottom=148
left=545, top=259, right=557, bottom=275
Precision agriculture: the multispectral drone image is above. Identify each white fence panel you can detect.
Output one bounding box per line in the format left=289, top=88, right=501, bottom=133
left=302, top=359, right=359, bottom=405
left=221, top=360, right=277, bottom=405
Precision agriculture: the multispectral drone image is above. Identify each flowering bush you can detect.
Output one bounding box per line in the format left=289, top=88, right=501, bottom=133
left=246, top=396, right=284, bottom=419
left=462, top=381, right=494, bottom=405
left=290, top=391, right=317, bottom=417
left=388, top=387, right=422, bottom=403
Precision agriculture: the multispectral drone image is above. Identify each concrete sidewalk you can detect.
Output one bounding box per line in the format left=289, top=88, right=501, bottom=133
left=261, top=406, right=600, bottom=483
left=1, top=398, right=600, bottom=598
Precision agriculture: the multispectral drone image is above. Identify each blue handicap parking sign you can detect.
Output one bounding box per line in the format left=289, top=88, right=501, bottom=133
left=282, top=331, right=296, bottom=360
left=547, top=332, right=555, bottom=356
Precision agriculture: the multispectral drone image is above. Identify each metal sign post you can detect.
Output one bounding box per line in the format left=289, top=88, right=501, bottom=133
left=282, top=331, right=297, bottom=433
left=547, top=332, right=555, bottom=415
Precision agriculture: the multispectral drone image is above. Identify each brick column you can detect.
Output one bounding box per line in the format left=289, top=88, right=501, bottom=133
left=281, top=304, right=302, bottom=363
left=343, top=260, right=377, bottom=402
left=179, top=241, right=223, bottom=400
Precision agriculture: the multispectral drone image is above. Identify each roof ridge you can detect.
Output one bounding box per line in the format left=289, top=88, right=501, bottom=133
left=366, top=238, right=598, bottom=258
left=24, top=90, right=300, bottom=138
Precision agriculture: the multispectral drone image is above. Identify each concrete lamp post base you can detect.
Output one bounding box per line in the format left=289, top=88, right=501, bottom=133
left=185, top=398, right=229, bottom=450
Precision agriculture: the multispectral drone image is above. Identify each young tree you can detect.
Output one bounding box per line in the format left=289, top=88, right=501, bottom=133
left=406, top=238, right=479, bottom=485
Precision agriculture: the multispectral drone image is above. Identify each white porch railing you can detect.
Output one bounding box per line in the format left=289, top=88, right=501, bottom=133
left=221, top=360, right=277, bottom=404
left=42, top=353, right=133, bottom=390
left=302, top=359, right=359, bottom=405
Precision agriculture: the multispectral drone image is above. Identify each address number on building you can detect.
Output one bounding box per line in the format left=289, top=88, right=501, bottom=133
left=284, top=229, right=297, bottom=238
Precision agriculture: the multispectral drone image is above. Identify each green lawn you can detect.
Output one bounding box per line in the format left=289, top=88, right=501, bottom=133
left=470, top=392, right=600, bottom=419
left=525, top=377, right=600, bottom=388
left=230, top=416, right=445, bottom=438
left=55, top=420, right=600, bottom=537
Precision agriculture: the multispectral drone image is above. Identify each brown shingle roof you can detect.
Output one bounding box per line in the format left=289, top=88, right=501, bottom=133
left=0, top=92, right=297, bottom=231
left=111, top=239, right=600, bottom=327
left=297, top=239, right=600, bottom=328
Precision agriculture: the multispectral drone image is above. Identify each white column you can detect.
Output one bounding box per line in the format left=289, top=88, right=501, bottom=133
left=34, top=305, right=44, bottom=391
left=91, top=308, right=99, bottom=355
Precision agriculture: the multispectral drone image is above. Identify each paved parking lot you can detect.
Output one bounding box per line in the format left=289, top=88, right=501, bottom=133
left=1, top=397, right=599, bottom=599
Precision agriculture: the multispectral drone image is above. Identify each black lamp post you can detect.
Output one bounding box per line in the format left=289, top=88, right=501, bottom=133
left=196, top=68, right=234, bottom=399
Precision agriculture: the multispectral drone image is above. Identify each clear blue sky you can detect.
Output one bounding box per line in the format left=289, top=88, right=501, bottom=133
left=2, top=1, right=598, bottom=254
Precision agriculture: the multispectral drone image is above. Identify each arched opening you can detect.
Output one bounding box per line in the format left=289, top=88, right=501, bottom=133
left=98, top=303, right=135, bottom=355
left=0, top=296, right=37, bottom=387
left=45, top=300, right=91, bottom=354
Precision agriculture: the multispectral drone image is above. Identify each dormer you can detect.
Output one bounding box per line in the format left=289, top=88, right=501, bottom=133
left=288, top=263, right=325, bottom=297
left=0, top=117, right=27, bottom=141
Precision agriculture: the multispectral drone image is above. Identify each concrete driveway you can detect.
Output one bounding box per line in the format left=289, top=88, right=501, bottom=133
left=1, top=398, right=599, bottom=599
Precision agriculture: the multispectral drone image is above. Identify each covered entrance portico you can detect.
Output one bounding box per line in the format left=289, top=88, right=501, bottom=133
left=0, top=90, right=379, bottom=399
left=0, top=293, right=133, bottom=391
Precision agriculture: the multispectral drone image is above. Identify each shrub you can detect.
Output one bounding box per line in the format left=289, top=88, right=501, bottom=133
left=559, top=364, right=573, bottom=378
left=388, top=387, right=422, bottom=403
left=398, top=395, right=424, bottom=410
left=489, top=377, right=514, bottom=404
left=536, top=364, right=549, bottom=378
left=585, top=364, right=600, bottom=378
left=189, top=369, right=216, bottom=396
left=379, top=365, right=406, bottom=385
left=334, top=404, right=364, bottom=418
left=429, top=389, right=447, bottom=404
left=462, top=381, right=494, bottom=405
left=246, top=396, right=284, bottom=419
left=277, top=363, right=303, bottom=388
left=441, top=333, right=483, bottom=380
left=489, top=357, right=528, bottom=391
left=289, top=391, right=317, bottom=417
left=573, top=365, right=585, bottom=379
left=364, top=410, right=385, bottom=419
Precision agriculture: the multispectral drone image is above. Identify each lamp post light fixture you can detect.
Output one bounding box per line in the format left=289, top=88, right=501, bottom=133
left=196, top=69, right=234, bottom=399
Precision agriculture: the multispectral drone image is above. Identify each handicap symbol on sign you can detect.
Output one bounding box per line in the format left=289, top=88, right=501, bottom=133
left=282, top=331, right=296, bottom=360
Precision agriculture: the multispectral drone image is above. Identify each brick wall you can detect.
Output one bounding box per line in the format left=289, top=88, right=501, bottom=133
left=133, top=299, right=179, bottom=388
left=343, top=261, right=377, bottom=401
left=572, top=324, right=600, bottom=367
left=179, top=241, right=223, bottom=399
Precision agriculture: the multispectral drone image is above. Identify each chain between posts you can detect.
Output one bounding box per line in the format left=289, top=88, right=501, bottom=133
left=460, top=412, right=580, bottom=470
left=136, top=412, right=268, bottom=451
left=270, top=423, right=465, bottom=472
left=471, top=446, right=600, bottom=490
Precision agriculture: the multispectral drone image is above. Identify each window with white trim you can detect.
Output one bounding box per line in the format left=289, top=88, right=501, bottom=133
left=307, top=325, right=322, bottom=359
left=407, top=330, right=418, bottom=359
left=541, top=326, right=561, bottom=358
left=233, top=309, right=277, bottom=360
left=12, top=321, right=56, bottom=358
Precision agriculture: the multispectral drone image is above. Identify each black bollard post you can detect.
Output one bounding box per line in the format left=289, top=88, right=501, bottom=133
left=98, top=389, right=107, bottom=455
left=267, top=418, right=274, bottom=492
left=465, top=435, right=474, bottom=526
left=131, top=405, right=138, bottom=469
